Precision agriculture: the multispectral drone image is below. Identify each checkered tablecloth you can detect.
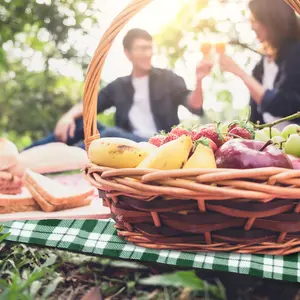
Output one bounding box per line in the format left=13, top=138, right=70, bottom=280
left=2, top=218, right=300, bottom=283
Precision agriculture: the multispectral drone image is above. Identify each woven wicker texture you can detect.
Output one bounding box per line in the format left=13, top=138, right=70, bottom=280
left=82, top=0, right=300, bottom=255
left=285, top=0, right=300, bottom=14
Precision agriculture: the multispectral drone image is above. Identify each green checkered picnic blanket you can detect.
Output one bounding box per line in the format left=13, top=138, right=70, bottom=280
left=2, top=219, right=300, bottom=283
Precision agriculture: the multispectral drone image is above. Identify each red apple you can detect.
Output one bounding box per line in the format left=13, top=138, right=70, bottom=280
left=287, top=154, right=300, bottom=170
left=215, top=139, right=293, bottom=169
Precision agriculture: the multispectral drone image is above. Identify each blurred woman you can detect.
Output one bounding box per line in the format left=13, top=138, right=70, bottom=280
left=199, top=0, right=300, bottom=129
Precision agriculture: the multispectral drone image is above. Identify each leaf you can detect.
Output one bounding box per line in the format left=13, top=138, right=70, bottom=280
left=109, top=260, right=147, bottom=270
left=21, top=268, right=49, bottom=291
left=41, top=276, right=64, bottom=299
left=30, top=281, right=43, bottom=298
left=139, top=270, right=204, bottom=291
left=41, top=254, right=57, bottom=268
left=0, top=279, right=9, bottom=289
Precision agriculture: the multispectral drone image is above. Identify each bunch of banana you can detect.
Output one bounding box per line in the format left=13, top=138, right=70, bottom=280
left=137, top=135, right=193, bottom=170
left=88, top=138, right=155, bottom=168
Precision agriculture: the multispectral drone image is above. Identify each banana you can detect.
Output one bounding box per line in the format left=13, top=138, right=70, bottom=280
left=183, top=143, right=216, bottom=169
left=137, top=135, right=193, bottom=170
left=138, top=142, right=158, bottom=152
left=88, top=138, right=151, bottom=168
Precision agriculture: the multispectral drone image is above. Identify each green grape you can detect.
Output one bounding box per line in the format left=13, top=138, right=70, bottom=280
left=263, top=127, right=281, bottom=139
left=281, top=124, right=300, bottom=139
left=255, top=129, right=269, bottom=142
left=284, top=134, right=300, bottom=157
left=220, top=121, right=230, bottom=134
left=271, top=136, right=285, bottom=150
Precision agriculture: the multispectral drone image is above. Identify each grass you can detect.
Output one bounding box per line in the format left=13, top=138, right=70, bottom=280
left=0, top=241, right=227, bottom=300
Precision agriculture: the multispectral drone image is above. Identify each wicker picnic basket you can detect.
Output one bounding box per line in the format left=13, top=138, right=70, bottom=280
left=83, top=0, right=300, bottom=255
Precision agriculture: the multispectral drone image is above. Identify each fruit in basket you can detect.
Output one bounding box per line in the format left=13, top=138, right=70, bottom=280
left=288, top=154, right=300, bottom=169
left=263, top=127, right=281, bottom=139
left=195, top=137, right=217, bottom=153
left=281, top=124, right=300, bottom=139
left=255, top=129, right=269, bottom=142
left=271, top=136, right=285, bottom=149
left=227, top=120, right=255, bottom=140
left=215, top=139, right=293, bottom=169
left=170, top=126, right=191, bottom=137
left=162, top=133, right=179, bottom=144
left=284, top=134, right=300, bottom=157
left=220, top=121, right=230, bottom=134
left=183, top=140, right=216, bottom=169
left=88, top=138, right=152, bottom=168
left=137, top=135, right=193, bottom=170
left=193, top=124, right=224, bottom=147
left=138, top=142, right=158, bottom=152
left=148, top=134, right=165, bottom=147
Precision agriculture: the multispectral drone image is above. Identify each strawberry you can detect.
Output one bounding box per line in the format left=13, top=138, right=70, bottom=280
left=170, top=126, right=191, bottom=137
left=162, top=133, right=178, bottom=144
left=191, top=130, right=199, bottom=141
left=195, top=137, right=217, bottom=153
left=227, top=126, right=253, bottom=140
left=224, top=135, right=233, bottom=143
left=149, top=135, right=165, bottom=147
left=194, top=124, right=224, bottom=148
left=227, top=120, right=255, bottom=140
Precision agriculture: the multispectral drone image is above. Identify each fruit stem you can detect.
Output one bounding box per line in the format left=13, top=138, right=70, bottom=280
left=254, top=112, right=300, bottom=129
left=259, top=140, right=273, bottom=151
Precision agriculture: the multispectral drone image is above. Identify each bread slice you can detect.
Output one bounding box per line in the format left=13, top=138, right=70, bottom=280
left=0, top=187, right=39, bottom=213
left=23, top=169, right=94, bottom=212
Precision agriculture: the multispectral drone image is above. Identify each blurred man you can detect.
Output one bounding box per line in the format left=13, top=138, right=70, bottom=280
left=25, top=28, right=209, bottom=150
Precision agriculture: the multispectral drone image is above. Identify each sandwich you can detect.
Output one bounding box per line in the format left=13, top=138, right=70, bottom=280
left=0, top=170, right=22, bottom=195
left=0, top=187, right=39, bottom=213
left=23, top=169, right=94, bottom=212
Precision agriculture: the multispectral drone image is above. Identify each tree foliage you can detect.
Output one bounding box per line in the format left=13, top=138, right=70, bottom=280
left=0, top=0, right=100, bottom=147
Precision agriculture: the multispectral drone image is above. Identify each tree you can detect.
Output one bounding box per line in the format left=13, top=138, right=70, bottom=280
left=0, top=0, right=100, bottom=147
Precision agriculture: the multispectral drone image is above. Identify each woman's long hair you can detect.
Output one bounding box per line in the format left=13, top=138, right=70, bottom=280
left=249, top=0, right=300, bottom=54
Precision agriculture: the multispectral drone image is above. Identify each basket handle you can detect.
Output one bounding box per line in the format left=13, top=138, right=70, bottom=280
left=83, top=0, right=152, bottom=150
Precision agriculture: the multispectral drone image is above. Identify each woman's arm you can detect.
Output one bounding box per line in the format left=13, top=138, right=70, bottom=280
left=219, top=50, right=300, bottom=117
left=219, top=54, right=266, bottom=104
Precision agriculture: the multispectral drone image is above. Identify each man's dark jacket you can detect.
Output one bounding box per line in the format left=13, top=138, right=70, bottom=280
left=97, top=67, right=203, bottom=133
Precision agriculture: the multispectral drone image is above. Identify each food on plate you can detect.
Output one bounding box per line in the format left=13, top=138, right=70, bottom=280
left=0, top=138, right=19, bottom=171
left=183, top=140, right=216, bottom=169
left=88, top=137, right=151, bottom=168
left=0, top=170, right=22, bottom=195
left=19, top=143, right=89, bottom=174
left=137, top=135, right=193, bottom=170
left=23, top=169, right=93, bottom=212
left=0, top=187, right=39, bottom=213
left=215, top=139, right=293, bottom=169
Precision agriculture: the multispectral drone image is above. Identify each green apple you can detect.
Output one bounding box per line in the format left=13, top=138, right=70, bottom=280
left=263, top=127, right=281, bottom=139
left=281, top=124, right=300, bottom=140
left=255, top=129, right=269, bottom=142
left=284, top=134, right=300, bottom=157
